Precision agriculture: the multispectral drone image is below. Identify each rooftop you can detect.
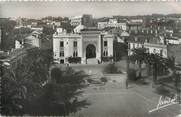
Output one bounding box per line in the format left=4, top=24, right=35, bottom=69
left=53, top=33, right=81, bottom=38
left=127, top=35, right=147, bottom=44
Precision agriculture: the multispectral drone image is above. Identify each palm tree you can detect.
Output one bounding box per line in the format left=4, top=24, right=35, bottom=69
left=41, top=67, right=89, bottom=116
left=129, top=48, right=147, bottom=79
left=144, top=53, right=170, bottom=85
left=1, top=64, right=30, bottom=115
left=1, top=48, right=53, bottom=115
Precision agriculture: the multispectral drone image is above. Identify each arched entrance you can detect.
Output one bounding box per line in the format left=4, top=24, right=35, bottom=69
left=86, top=44, right=96, bottom=58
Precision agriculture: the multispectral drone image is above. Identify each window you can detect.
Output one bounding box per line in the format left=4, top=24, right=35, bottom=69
left=60, top=51, right=64, bottom=57
left=133, top=43, right=135, bottom=48
left=103, top=50, right=108, bottom=57
left=60, top=41, right=64, bottom=47
left=165, top=51, right=167, bottom=56
left=142, top=44, right=144, bottom=48
left=60, top=59, right=64, bottom=64
left=160, top=50, right=163, bottom=56
left=73, top=51, right=78, bottom=57
left=104, top=41, right=107, bottom=47
left=103, top=51, right=106, bottom=56
left=153, top=49, right=156, bottom=53
left=73, top=41, right=77, bottom=47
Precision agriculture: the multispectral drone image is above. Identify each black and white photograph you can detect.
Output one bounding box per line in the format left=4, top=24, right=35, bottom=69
left=0, top=1, right=181, bottom=117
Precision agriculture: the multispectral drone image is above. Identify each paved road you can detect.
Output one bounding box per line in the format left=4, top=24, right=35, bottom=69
left=62, top=63, right=180, bottom=117
left=70, top=61, right=127, bottom=78
left=70, top=82, right=180, bottom=117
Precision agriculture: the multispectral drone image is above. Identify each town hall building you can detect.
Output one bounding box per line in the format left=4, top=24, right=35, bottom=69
left=53, top=28, right=114, bottom=64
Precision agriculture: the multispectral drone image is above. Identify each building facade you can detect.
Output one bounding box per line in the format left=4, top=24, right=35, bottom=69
left=144, top=43, right=168, bottom=58
left=53, top=29, right=114, bottom=64
left=0, top=28, right=1, bottom=50
left=24, top=30, right=42, bottom=48
left=70, top=14, right=93, bottom=27
left=127, top=36, right=168, bottom=58
left=98, top=19, right=127, bottom=30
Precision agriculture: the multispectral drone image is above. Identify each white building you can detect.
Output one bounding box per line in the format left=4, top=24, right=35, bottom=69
left=0, top=28, right=1, bottom=49
left=167, top=37, right=181, bottom=45
left=128, top=36, right=145, bottom=56
left=53, top=29, right=114, bottom=64
left=70, top=14, right=93, bottom=27
left=15, top=40, right=24, bottom=49
left=98, top=18, right=127, bottom=30
left=128, top=36, right=168, bottom=58
left=24, top=31, right=42, bottom=48
left=130, top=19, right=143, bottom=23
left=31, top=27, right=43, bottom=31
left=144, top=43, right=168, bottom=58
left=74, top=25, right=86, bottom=34
left=98, top=22, right=108, bottom=29
left=51, top=21, right=61, bottom=27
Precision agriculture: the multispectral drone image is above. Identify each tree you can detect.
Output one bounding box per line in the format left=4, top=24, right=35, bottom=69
left=26, top=48, right=53, bottom=68
left=42, top=26, right=55, bottom=36
left=12, top=27, right=32, bottom=42
left=34, top=67, right=88, bottom=116
left=129, top=48, right=147, bottom=79
left=174, top=66, right=181, bottom=92
left=61, top=18, right=75, bottom=33
left=40, top=26, right=55, bottom=49
left=51, top=67, right=88, bottom=100
left=0, top=18, right=17, bottom=50
left=167, top=57, right=181, bottom=91
left=144, top=53, right=170, bottom=85
left=103, top=62, right=120, bottom=74
left=129, top=49, right=172, bottom=84
left=1, top=68, right=28, bottom=115
left=113, top=41, right=128, bottom=61
left=1, top=48, right=53, bottom=115
left=100, top=77, right=108, bottom=85
left=1, top=60, right=42, bottom=115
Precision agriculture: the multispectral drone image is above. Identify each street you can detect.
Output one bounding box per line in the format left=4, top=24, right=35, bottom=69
left=72, top=82, right=180, bottom=117
left=68, top=63, right=180, bottom=117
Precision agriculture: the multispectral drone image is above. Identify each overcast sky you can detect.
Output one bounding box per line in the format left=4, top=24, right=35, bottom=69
left=0, top=2, right=181, bottom=18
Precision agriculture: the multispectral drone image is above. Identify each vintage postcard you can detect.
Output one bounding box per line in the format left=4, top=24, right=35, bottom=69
left=0, top=1, right=181, bottom=117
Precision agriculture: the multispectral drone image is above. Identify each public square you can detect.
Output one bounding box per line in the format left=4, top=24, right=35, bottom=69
left=69, top=63, right=180, bottom=117
left=1, top=2, right=181, bottom=116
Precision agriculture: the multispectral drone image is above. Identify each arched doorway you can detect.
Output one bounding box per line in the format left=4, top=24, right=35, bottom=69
left=86, top=44, right=96, bottom=58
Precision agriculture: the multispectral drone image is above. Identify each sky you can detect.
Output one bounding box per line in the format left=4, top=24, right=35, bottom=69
left=0, top=1, right=181, bottom=18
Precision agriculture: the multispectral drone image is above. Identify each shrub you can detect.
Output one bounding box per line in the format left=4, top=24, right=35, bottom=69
left=100, top=77, right=108, bottom=84
left=127, top=68, right=137, bottom=81
left=87, top=79, right=94, bottom=84
left=103, top=62, right=120, bottom=74
left=154, top=85, right=172, bottom=97
left=87, top=79, right=101, bottom=84
left=68, top=57, right=81, bottom=64
left=101, top=56, right=113, bottom=62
